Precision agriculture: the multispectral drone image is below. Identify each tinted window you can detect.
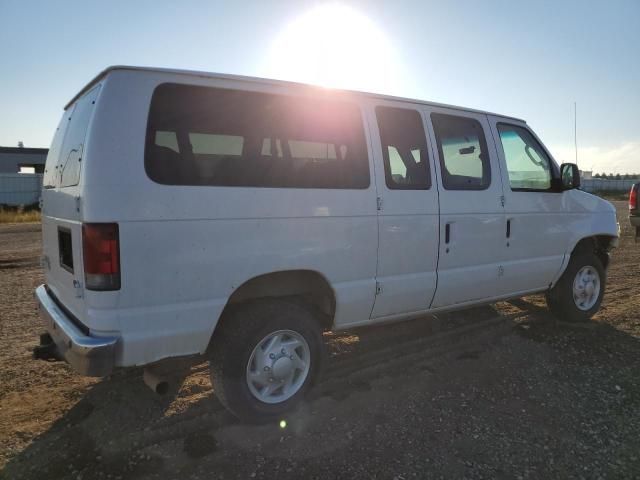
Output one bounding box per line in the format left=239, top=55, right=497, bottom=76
left=376, top=106, right=430, bottom=189
left=497, top=124, right=553, bottom=190
left=145, top=84, right=370, bottom=189
left=431, top=113, right=491, bottom=190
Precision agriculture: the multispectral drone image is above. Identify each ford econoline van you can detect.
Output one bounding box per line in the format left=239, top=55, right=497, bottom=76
left=34, top=66, right=619, bottom=420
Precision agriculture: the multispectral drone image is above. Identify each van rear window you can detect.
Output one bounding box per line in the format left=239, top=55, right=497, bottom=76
left=145, top=83, right=370, bottom=189
left=43, top=86, right=100, bottom=189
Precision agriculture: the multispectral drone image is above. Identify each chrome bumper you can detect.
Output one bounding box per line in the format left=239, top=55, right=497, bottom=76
left=35, top=284, right=118, bottom=377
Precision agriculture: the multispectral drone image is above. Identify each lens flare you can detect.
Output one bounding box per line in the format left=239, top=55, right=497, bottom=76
left=264, top=3, right=401, bottom=93
left=279, top=419, right=287, bottom=429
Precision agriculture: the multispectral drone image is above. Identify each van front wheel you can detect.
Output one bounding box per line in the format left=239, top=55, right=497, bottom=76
left=546, top=252, right=605, bottom=322
left=209, top=299, right=325, bottom=422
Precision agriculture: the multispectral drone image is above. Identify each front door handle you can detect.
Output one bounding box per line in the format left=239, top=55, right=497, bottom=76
left=506, top=219, right=511, bottom=238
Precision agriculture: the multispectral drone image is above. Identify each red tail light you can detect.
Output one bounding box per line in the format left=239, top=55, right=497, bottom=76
left=82, top=223, right=120, bottom=291
left=631, top=184, right=638, bottom=211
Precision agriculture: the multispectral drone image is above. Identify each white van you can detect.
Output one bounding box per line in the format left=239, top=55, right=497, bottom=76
left=35, top=66, right=619, bottom=420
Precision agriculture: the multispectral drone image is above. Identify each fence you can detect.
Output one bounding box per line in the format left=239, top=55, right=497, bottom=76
left=580, top=178, right=636, bottom=193
left=0, top=173, right=43, bottom=206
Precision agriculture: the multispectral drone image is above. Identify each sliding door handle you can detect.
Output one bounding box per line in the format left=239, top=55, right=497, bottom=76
left=445, top=223, right=451, bottom=244
left=506, top=219, right=511, bottom=238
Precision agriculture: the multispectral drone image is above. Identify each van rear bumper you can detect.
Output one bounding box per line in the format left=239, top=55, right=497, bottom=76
left=35, top=284, right=118, bottom=377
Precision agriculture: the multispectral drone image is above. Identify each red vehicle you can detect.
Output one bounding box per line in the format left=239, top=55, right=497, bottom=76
left=630, top=183, right=639, bottom=241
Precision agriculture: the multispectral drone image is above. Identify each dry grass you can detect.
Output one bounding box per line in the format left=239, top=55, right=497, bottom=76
left=0, top=208, right=41, bottom=224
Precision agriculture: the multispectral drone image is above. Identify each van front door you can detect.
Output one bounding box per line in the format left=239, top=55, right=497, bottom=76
left=488, top=117, right=568, bottom=293
left=426, top=109, right=507, bottom=308
left=367, top=101, right=440, bottom=318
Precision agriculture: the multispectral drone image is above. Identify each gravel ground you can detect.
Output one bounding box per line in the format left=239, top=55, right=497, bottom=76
left=1, top=201, right=639, bottom=479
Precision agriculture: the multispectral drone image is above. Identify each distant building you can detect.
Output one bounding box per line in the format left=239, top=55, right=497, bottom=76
left=579, top=170, right=593, bottom=180
left=0, top=146, right=48, bottom=174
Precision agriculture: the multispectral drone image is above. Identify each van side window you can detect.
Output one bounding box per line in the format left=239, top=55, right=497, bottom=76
left=155, top=131, right=180, bottom=152
left=145, top=84, right=370, bottom=189
left=431, top=113, right=491, bottom=190
left=189, top=133, right=244, bottom=156
left=497, top=124, right=553, bottom=191
left=375, top=106, right=430, bottom=189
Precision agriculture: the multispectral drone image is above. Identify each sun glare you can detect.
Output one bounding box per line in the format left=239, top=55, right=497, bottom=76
left=264, top=4, right=401, bottom=93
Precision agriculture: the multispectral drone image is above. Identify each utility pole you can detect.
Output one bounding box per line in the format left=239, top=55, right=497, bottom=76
left=574, top=102, right=578, bottom=166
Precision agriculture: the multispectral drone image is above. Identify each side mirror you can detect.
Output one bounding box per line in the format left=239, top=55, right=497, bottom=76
left=560, top=163, right=580, bottom=190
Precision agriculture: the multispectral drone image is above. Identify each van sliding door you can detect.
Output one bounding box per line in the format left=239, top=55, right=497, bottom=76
left=367, top=101, right=440, bottom=319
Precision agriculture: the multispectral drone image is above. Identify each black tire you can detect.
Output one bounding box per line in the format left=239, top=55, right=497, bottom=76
left=545, top=252, right=606, bottom=322
left=209, top=299, right=325, bottom=422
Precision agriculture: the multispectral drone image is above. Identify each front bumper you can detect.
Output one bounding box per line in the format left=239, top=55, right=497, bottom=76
left=35, top=284, right=118, bottom=377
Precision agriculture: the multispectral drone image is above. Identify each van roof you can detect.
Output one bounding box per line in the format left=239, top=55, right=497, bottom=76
left=67, top=65, right=526, bottom=123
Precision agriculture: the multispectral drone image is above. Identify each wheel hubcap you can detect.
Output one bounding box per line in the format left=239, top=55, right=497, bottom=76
left=572, top=265, right=600, bottom=311
left=272, top=356, right=294, bottom=380
left=246, top=330, right=310, bottom=404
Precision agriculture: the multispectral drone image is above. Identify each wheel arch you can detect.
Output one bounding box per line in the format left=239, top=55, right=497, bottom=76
left=552, top=233, right=617, bottom=288
left=570, top=234, right=617, bottom=270
left=213, top=269, right=336, bottom=339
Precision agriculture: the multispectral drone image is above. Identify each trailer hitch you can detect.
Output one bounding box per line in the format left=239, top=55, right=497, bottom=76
left=33, top=332, right=62, bottom=361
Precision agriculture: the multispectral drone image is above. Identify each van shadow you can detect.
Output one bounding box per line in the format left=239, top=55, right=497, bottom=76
left=1, top=305, right=502, bottom=479
left=1, top=361, right=233, bottom=480
left=3, top=297, right=639, bottom=480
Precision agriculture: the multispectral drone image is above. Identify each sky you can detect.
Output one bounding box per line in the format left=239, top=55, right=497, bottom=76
left=1, top=0, right=639, bottom=174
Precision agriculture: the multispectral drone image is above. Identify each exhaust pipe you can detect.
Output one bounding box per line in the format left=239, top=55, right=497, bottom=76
left=142, top=356, right=198, bottom=395
left=143, top=368, right=169, bottom=395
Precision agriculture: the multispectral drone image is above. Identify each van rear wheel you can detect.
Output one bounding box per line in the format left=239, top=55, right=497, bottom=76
left=209, top=299, right=325, bottom=422
left=545, top=252, right=605, bottom=322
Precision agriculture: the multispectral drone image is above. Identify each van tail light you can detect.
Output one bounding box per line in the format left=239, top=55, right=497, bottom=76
left=82, top=223, right=120, bottom=291
left=630, top=184, right=638, bottom=212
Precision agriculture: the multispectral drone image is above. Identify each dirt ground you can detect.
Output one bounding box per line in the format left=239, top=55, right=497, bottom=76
left=1, top=201, right=638, bottom=479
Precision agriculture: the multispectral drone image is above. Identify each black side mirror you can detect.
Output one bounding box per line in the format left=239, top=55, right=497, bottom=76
left=560, top=163, right=580, bottom=190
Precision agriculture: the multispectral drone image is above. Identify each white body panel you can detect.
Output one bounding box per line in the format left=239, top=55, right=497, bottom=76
left=39, top=66, right=619, bottom=368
